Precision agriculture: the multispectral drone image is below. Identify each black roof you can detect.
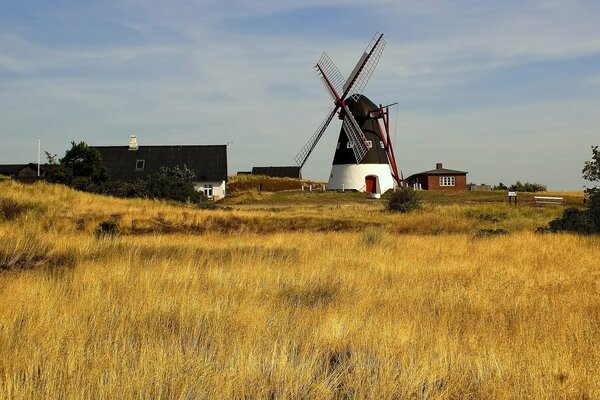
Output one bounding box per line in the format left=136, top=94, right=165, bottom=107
left=92, top=145, right=227, bottom=182
left=0, top=163, right=50, bottom=175
left=0, top=164, right=25, bottom=175
left=252, top=166, right=302, bottom=179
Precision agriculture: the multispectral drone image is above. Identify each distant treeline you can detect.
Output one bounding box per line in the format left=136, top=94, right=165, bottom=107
left=492, top=181, right=547, bottom=192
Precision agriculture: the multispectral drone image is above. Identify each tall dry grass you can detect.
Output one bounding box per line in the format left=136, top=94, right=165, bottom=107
left=1, top=181, right=599, bottom=398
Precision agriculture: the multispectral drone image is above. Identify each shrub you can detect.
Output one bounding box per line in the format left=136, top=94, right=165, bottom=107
left=474, top=228, right=509, bottom=238
left=545, top=146, right=599, bottom=234
left=546, top=208, right=594, bottom=234
left=363, top=227, right=382, bottom=246
left=102, top=180, right=148, bottom=198
left=145, top=166, right=214, bottom=208
left=386, top=188, right=422, bottom=213
left=0, top=198, right=31, bottom=220
left=96, top=219, right=120, bottom=237
left=508, top=181, right=547, bottom=192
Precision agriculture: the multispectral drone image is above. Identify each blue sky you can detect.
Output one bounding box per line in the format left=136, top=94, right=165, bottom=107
left=1, top=0, right=599, bottom=189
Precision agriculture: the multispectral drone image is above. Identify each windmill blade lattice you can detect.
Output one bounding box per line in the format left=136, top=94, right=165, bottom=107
left=341, top=104, right=369, bottom=163
left=294, top=31, right=386, bottom=168
left=294, top=106, right=339, bottom=167
left=316, top=52, right=346, bottom=100
left=347, top=32, right=386, bottom=101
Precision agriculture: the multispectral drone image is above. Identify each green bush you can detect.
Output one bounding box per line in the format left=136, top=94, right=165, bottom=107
left=144, top=166, right=214, bottom=208
left=545, top=146, right=599, bottom=234
left=508, top=181, right=547, bottom=192
left=386, top=188, right=422, bottom=213
left=102, top=180, right=148, bottom=198
left=96, top=219, right=120, bottom=238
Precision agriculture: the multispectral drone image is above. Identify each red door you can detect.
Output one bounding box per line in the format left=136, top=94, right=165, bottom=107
left=365, top=176, right=377, bottom=193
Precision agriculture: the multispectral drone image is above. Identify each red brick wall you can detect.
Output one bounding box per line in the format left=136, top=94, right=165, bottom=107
left=427, top=174, right=467, bottom=190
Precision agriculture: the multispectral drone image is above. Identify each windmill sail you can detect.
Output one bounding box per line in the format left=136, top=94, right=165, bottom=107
left=316, top=52, right=345, bottom=100
left=294, top=32, right=386, bottom=168
left=341, top=104, right=369, bottom=163
left=294, top=106, right=339, bottom=168
left=343, top=32, right=386, bottom=101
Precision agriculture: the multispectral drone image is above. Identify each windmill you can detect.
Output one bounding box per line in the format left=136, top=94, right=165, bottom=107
left=294, top=32, right=402, bottom=195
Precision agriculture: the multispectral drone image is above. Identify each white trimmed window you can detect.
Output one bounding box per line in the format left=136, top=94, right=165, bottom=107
left=439, top=176, right=455, bottom=186
left=202, top=184, right=213, bottom=197
left=366, top=140, right=372, bottom=149
left=346, top=142, right=353, bottom=149
left=380, top=141, right=385, bottom=149
left=135, top=160, right=145, bottom=171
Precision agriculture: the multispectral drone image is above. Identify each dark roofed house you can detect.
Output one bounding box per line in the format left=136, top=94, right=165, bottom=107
left=92, top=136, right=228, bottom=199
left=252, top=166, right=302, bottom=179
left=406, top=163, right=467, bottom=190
left=0, top=163, right=49, bottom=182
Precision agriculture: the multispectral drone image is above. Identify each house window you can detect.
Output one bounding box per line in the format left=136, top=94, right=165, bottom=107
left=202, top=184, right=213, bottom=197
left=439, top=176, right=455, bottom=186
left=380, top=141, right=385, bottom=149
left=346, top=142, right=353, bottom=149
left=135, top=160, right=145, bottom=171
left=365, top=140, right=372, bottom=149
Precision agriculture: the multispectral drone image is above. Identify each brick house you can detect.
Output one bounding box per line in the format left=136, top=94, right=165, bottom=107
left=406, top=163, right=467, bottom=190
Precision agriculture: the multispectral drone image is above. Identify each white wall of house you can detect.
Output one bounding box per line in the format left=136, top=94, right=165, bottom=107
left=195, top=180, right=226, bottom=200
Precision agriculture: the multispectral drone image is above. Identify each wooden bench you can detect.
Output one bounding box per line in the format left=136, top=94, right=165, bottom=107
left=534, top=196, right=564, bottom=206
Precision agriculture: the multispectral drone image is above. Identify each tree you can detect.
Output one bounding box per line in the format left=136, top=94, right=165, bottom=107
left=582, top=145, right=600, bottom=184
left=545, top=145, right=600, bottom=234
left=145, top=165, right=213, bottom=207
left=582, top=145, right=600, bottom=228
left=47, top=141, right=108, bottom=189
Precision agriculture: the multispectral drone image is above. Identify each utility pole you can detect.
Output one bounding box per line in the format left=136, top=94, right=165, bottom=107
left=37, top=138, right=41, bottom=177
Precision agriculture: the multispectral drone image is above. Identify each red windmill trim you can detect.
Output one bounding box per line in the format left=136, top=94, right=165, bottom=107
left=375, top=103, right=402, bottom=187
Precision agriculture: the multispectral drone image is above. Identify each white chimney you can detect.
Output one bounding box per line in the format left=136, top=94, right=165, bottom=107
left=129, top=135, right=138, bottom=151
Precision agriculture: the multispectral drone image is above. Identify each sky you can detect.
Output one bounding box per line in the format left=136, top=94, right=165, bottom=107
left=0, top=0, right=599, bottom=190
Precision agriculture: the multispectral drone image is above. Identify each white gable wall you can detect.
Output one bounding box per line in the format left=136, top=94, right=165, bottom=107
left=195, top=180, right=226, bottom=200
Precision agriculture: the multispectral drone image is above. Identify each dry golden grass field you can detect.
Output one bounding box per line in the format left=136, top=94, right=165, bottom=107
left=0, top=181, right=599, bottom=399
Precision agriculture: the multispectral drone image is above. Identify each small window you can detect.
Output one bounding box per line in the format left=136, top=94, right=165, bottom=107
left=336, top=142, right=341, bottom=149
left=202, top=183, right=213, bottom=197
left=346, top=142, right=353, bottom=149
left=366, top=140, right=372, bottom=149
left=380, top=141, right=385, bottom=149
left=135, top=160, right=145, bottom=171
left=439, top=176, right=455, bottom=186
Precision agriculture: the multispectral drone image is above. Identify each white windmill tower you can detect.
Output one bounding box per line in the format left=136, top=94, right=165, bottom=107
left=294, top=32, right=402, bottom=195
